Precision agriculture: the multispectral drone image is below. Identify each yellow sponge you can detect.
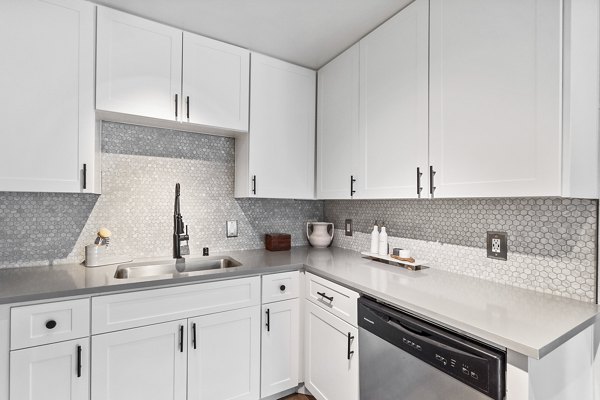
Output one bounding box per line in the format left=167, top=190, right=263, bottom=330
left=97, top=227, right=112, bottom=239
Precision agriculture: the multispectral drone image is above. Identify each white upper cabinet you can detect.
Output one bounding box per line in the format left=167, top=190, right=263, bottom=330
left=316, top=45, right=360, bottom=200
left=356, top=0, right=429, bottom=199
left=182, top=33, right=249, bottom=131
left=429, top=0, right=563, bottom=198
left=96, top=7, right=182, bottom=122
left=235, top=53, right=316, bottom=199
left=0, top=0, right=97, bottom=193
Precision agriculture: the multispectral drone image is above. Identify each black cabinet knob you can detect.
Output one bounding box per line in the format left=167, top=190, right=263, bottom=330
left=280, top=285, right=286, bottom=291
left=45, top=320, right=57, bottom=329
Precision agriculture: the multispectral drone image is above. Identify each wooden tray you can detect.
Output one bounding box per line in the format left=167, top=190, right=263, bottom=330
left=360, top=252, right=427, bottom=271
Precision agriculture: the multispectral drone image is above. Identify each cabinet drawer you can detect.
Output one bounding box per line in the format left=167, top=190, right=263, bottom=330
left=306, top=273, right=359, bottom=327
left=262, top=271, right=300, bottom=303
left=92, top=276, right=260, bottom=334
left=11, top=299, right=90, bottom=350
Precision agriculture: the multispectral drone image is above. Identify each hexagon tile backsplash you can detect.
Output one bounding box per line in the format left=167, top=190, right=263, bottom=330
left=0, top=121, right=596, bottom=302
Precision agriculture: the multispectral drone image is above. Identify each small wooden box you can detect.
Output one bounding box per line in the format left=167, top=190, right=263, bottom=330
left=265, top=233, right=291, bottom=251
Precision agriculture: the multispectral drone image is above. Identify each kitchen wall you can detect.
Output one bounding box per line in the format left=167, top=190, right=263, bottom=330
left=325, top=199, right=598, bottom=302
left=0, top=121, right=596, bottom=302
left=0, top=122, right=323, bottom=268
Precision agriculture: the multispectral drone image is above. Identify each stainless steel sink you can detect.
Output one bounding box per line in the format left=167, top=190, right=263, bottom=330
left=114, top=256, right=242, bottom=279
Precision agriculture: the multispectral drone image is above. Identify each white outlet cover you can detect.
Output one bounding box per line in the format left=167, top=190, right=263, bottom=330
left=492, top=238, right=501, bottom=253
left=226, top=220, right=238, bottom=238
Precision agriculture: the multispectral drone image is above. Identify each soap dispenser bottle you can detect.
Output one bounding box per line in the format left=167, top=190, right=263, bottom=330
left=378, top=225, right=388, bottom=256
left=370, top=223, right=379, bottom=253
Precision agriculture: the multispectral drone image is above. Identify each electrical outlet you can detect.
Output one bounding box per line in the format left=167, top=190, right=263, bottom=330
left=487, top=231, right=507, bottom=260
left=345, top=219, right=353, bottom=236
left=226, top=220, right=238, bottom=238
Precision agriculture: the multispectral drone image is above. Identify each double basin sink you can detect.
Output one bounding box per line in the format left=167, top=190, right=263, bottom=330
left=114, top=256, right=242, bottom=279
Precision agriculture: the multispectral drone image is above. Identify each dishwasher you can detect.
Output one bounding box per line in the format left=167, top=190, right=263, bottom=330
left=358, top=297, right=506, bottom=400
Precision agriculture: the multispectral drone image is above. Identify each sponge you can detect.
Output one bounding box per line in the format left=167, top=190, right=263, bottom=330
left=97, top=227, right=112, bottom=239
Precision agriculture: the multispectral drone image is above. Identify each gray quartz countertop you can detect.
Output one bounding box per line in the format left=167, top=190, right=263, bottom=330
left=0, top=246, right=598, bottom=359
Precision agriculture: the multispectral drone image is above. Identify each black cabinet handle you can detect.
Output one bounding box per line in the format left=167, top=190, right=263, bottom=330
left=192, top=323, right=197, bottom=350
left=266, top=309, right=270, bottom=332
left=350, top=175, right=356, bottom=197
left=82, top=164, right=87, bottom=190
left=45, top=320, right=57, bottom=330
left=252, top=175, right=256, bottom=195
left=347, top=332, right=355, bottom=360
left=175, top=94, right=178, bottom=118
left=179, top=325, right=184, bottom=353
left=76, top=345, right=82, bottom=378
left=417, top=167, right=423, bottom=197
left=317, top=291, right=334, bottom=302
left=186, top=96, right=190, bottom=119
left=429, top=166, right=436, bottom=197
left=279, top=284, right=286, bottom=291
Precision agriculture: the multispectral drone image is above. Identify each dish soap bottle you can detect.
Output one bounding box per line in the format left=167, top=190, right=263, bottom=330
left=378, top=225, right=388, bottom=256
left=370, top=223, right=379, bottom=253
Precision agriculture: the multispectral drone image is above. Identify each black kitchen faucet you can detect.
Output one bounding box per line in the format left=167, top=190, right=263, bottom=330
left=173, top=183, right=189, bottom=258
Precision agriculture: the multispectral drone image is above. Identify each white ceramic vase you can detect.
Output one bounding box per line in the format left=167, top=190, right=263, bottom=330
left=306, top=222, right=334, bottom=248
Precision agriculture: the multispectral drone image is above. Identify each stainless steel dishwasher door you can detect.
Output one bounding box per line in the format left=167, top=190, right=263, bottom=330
left=359, top=327, right=491, bottom=400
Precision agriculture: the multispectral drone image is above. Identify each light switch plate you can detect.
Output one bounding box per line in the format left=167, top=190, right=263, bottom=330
left=345, top=219, right=353, bottom=236
left=226, top=220, right=238, bottom=238
left=487, top=231, right=507, bottom=260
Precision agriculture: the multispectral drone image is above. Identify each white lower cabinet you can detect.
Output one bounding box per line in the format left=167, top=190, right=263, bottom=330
left=10, top=338, right=89, bottom=400
left=304, top=300, right=359, bottom=400
left=188, top=306, right=260, bottom=400
left=91, top=320, right=187, bottom=400
left=261, top=300, right=300, bottom=398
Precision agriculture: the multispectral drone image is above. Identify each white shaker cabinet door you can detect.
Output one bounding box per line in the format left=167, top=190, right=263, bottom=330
left=91, top=320, right=187, bottom=400
left=316, top=44, right=360, bottom=200
left=188, top=306, right=260, bottom=400
left=261, top=300, right=300, bottom=398
left=429, top=0, right=562, bottom=198
left=182, top=32, right=249, bottom=131
left=10, top=339, right=89, bottom=400
left=247, top=53, right=316, bottom=199
left=356, top=0, right=429, bottom=199
left=96, top=7, right=182, bottom=121
left=0, top=0, right=96, bottom=193
left=304, top=300, right=359, bottom=400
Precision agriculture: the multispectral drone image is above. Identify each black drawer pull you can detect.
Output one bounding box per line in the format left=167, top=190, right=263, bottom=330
left=347, top=332, right=355, bottom=360
left=45, top=320, right=57, bottom=329
left=192, top=323, right=197, bottom=350
left=76, top=345, right=82, bottom=377
left=179, top=325, right=184, bottom=353
left=266, top=309, right=270, bottom=332
left=317, top=291, right=334, bottom=302
left=280, top=285, right=286, bottom=291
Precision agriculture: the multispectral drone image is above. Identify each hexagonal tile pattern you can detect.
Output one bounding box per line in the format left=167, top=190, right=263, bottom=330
left=0, top=122, right=323, bottom=267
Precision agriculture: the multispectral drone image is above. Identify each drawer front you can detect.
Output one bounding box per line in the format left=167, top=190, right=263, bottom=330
left=262, top=271, right=300, bottom=303
left=306, top=273, right=359, bottom=327
left=11, top=299, right=90, bottom=350
left=92, top=276, right=260, bottom=334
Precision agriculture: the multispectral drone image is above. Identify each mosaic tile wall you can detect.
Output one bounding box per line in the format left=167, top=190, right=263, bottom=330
left=0, top=122, right=323, bottom=267
left=326, top=199, right=598, bottom=302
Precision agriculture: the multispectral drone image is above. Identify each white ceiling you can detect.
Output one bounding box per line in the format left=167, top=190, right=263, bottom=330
left=92, top=0, right=414, bottom=69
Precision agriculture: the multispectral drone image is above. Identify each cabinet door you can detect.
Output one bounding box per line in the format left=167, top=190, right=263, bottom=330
left=91, top=320, right=187, bottom=400
left=429, top=0, right=562, bottom=197
left=10, top=338, right=89, bottom=400
left=261, top=300, right=300, bottom=398
left=356, top=0, right=429, bottom=199
left=96, top=7, right=182, bottom=121
left=0, top=0, right=95, bottom=193
left=304, top=300, right=358, bottom=400
left=316, top=44, right=360, bottom=200
left=248, top=53, right=316, bottom=199
left=182, top=32, right=249, bottom=131
left=188, top=306, right=260, bottom=400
